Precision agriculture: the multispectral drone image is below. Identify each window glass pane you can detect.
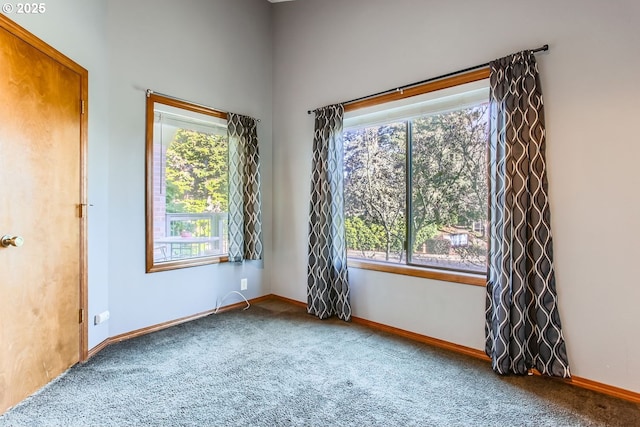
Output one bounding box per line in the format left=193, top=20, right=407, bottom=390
left=152, top=109, right=228, bottom=264
left=344, top=122, right=406, bottom=263
left=410, top=103, right=489, bottom=273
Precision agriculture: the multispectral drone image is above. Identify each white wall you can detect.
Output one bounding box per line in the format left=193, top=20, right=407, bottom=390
left=106, top=0, right=273, bottom=336
left=272, top=0, right=640, bottom=393
left=9, top=0, right=112, bottom=349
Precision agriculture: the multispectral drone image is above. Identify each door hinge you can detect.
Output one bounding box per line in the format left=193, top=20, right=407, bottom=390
left=79, top=203, right=89, bottom=218
left=79, top=309, right=84, bottom=324
left=81, top=99, right=85, bottom=115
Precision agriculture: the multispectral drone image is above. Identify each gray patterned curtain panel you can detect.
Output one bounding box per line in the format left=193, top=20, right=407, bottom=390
left=485, top=51, right=570, bottom=378
left=227, top=113, right=263, bottom=262
left=307, top=104, right=352, bottom=321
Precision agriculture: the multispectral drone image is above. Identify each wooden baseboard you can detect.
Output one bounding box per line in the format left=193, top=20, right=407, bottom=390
left=86, top=293, right=640, bottom=404
left=86, top=338, right=110, bottom=359
left=86, top=295, right=272, bottom=360
left=351, top=316, right=491, bottom=362
left=267, top=294, right=640, bottom=404
left=271, top=294, right=307, bottom=309
left=567, top=376, right=640, bottom=404
left=268, top=294, right=488, bottom=360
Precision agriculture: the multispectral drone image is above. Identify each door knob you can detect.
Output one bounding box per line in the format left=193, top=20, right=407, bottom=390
left=1, top=235, right=24, bottom=248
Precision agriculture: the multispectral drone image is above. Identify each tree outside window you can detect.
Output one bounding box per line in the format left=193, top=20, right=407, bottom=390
left=343, top=102, right=489, bottom=274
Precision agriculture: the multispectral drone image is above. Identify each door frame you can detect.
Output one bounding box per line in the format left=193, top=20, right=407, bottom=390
left=0, top=15, right=89, bottom=361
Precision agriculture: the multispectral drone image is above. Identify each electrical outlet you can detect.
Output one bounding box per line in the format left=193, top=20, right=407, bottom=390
left=240, top=278, right=248, bottom=291
left=94, top=310, right=110, bottom=325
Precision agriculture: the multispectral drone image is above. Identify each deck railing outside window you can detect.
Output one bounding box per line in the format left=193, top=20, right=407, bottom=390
left=154, top=212, right=227, bottom=262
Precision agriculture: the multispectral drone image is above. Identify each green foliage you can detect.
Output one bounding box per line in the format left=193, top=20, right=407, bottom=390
left=344, top=103, right=489, bottom=263
left=169, top=219, right=211, bottom=236
left=345, top=216, right=383, bottom=255
left=412, top=223, right=438, bottom=252
left=410, top=105, right=489, bottom=237
left=165, top=128, right=228, bottom=215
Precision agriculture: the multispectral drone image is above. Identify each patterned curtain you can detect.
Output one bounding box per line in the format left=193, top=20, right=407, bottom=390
left=227, top=113, right=263, bottom=262
left=485, top=50, right=570, bottom=378
left=307, top=104, right=351, bottom=321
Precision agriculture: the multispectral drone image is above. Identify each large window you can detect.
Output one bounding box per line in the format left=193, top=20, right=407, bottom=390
left=343, top=74, right=489, bottom=281
left=146, top=94, right=229, bottom=272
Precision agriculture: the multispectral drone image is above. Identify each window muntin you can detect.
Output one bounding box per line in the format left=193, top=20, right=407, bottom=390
left=146, top=94, right=229, bottom=272
left=343, top=80, right=489, bottom=276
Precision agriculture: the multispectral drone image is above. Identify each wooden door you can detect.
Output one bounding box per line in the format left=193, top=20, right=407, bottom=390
left=0, top=16, right=87, bottom=413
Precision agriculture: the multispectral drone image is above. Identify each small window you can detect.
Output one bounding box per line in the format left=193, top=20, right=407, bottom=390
left=146, top=94, right=229, bottom=272
left=344, top=74, right=489, bottom=278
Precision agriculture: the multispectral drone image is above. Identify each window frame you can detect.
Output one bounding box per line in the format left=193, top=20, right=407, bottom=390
left=145, top=93, right=229, bottom=273
left=344, top=68, right=490, bottom=287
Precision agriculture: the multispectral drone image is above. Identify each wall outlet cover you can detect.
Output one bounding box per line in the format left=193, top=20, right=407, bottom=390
left=94, top=310, right=110, bottom=325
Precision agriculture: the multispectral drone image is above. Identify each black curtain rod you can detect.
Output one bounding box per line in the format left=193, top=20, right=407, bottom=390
left=146, top=89, right=261, bottom=122
left=307, top=44, right=549, bottom=114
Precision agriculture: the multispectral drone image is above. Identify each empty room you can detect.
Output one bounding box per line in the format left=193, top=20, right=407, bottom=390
left=1, top=0, right=639, bottom=425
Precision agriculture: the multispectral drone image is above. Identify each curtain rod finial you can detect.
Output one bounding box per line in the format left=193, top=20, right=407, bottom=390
left=533, top=44, right=549, bottom=54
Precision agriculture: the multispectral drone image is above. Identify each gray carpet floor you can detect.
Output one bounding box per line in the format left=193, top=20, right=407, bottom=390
left=1, top=298, right=639, bottom=427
